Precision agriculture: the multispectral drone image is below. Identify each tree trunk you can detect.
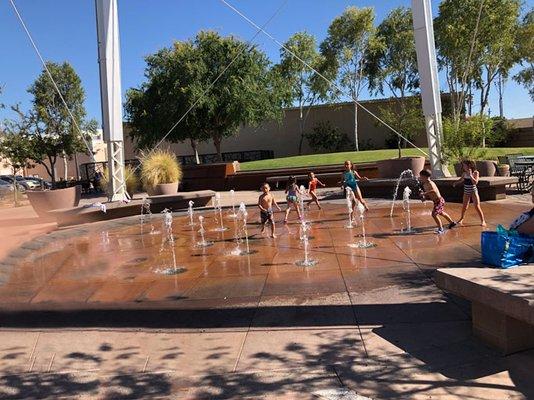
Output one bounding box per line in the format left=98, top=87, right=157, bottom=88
left=12, top=166, right=18, bottom=207
left=353, top=101, right=359, bottom=151
left=298, top=105, right=305, bottom=155
left=190, top=139, right=200, bottom=164
left=213, top=136, right=223, bottom=162
left=498, top=73, right=504, bottom=118
left=63, top=155, right=68, bottom=181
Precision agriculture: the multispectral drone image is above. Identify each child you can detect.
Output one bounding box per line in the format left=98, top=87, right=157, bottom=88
left=419, top=169, right=456, bottom=234
left=453, top=160, right=487, bottom=226
left=341, top=160, right=369, bottom=214
left=284, top=176, right=302, bottom=223
left=307, top=172, right=325, bottom=210
left=258, top=183, right=281, bottom=238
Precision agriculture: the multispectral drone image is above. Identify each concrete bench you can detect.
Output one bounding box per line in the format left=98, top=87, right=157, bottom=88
left=49, top=190, right=215, bottom=227
left=435, top=266, right=534, bottom=355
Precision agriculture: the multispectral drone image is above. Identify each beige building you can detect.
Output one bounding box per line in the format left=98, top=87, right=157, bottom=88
left=124, top=97, right=434, bottom=161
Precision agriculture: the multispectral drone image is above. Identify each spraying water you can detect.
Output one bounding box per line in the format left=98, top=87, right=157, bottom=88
left=212, top=193, right=228, bottom=232
left=228, top=189, right=238, bottom=218
left=140, top=198, right=157, bottom=235
left=156, top=208, right=187, bottom=274
left=187, top=200, right=195, bottom=226
left=389, top=169, right=416, bottom=217
left=236, top=202, right=253, bottom=255
left=345, top=187, right=355, bottom=229
left=299, top=185, right=307, bottom=223
left=196, top=215, right=214, bottom=248
left=349, top=201, right=376, bottom=249
left=402, top=186, right=414, bottom=234
left=295, top=217, right=317, bottom=267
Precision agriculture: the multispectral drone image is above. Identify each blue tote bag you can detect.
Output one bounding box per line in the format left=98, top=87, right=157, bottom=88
left=481, top=226, right=534, bottom=268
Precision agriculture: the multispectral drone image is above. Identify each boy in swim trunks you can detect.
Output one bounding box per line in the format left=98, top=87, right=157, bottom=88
left=258, top=183, right=281, bottom=238
left=419, top=169, right=456, bottom=234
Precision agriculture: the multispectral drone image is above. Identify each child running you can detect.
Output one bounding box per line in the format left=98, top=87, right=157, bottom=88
left=341, top=160, right=369, bottom=214
left=419, top=169, right=456, bottom=234
left=284, top=176, right=302, bottom=223
left=258, top=183, right=281, bottom=238
left=307, top=172, right=325, bottom=210
left=453, top=160, right=487, bottom=226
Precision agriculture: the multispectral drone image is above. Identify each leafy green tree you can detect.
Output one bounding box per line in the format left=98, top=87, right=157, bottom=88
left=320, top=6, right=377, bottom=151
left=435, top=0, right=522, bottom=123
left=514, top=9, right=534, bottom=101
left=379, top=97, right=425, bottom=158
left=305, top=121, right=350, bottom=153
left=13, top=62, right=94, bottom=184
left=278, top=32, right=328, bottom=155
left=126, top=31, right=286, bottom=162
left=366, top=7, right=422, bottom=157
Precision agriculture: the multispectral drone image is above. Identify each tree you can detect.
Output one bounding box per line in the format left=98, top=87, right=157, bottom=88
left=514, top=9, right=534, bottom=101
left=435, top=0, right=522, bottom=124
left=125, top=31, right=286, bottom=162
left=14, top=62, right=94, bottom=184
left=366, top=7, right=422, bottom=157
left=379, top=97, right=425, bottom=158
left=278, top=32, right=328, bottom=155
left=321, top=6, right=377, bottom=151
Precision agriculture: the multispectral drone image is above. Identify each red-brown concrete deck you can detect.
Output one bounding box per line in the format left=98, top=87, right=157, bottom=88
left=0, top=201, right=526, bottom=314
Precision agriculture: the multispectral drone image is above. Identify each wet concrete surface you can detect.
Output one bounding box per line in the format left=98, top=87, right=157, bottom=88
left=0, top=199, right=532, bottom=399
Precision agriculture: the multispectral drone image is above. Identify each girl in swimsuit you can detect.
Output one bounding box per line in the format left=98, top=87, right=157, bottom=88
left=307, top=172, right=325, bottom=210
left=341, top=160, right=369, bottom=215
left=453, top=160, right=486, bottom=226
left=284, top=176, right=302, bottom=223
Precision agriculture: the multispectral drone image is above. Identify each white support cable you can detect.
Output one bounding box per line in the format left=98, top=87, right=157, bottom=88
left=111, top=0, right=288, bottom=197
left=8, top=0, right=97, bottom=165
left=220, top=0, right=429, bottom=157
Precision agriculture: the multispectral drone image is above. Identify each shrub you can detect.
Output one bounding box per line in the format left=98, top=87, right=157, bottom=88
left=101, top=165, right=140, bottom=195
left=140, top=149, right=182, bottom=190
left=305, top=121, right=350, bottom=153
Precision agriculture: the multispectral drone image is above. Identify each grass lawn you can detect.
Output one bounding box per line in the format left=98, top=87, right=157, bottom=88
left=240, top=147, right=534, bottom=171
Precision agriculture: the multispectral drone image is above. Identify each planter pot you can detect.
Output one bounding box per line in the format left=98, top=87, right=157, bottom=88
left=148, top=182, right=179, bottom=196
left=476, top=160, right=497, bottom=177
left=377, top=157, right=426, bottom=179
left=27, top=185, right=81, bottom=218
left=497, top=164, right=510, bottom=177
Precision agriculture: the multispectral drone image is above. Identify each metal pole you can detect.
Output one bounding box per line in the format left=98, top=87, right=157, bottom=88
left=95, top=0, right=126, bottom=201
left=412, top=0, right=450, bottom=178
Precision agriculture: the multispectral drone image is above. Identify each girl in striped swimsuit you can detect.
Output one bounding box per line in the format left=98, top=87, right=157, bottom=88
left=453, top=160, right=486, bottom=226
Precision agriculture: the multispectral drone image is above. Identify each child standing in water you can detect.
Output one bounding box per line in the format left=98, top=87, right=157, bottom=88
left=453, top=160, right=486, bottom=226
left=284, top=176, right=302, bottom=223
left=307, top=172, right=325, bottom=210
left=341, top=160, right=369, bottom=213
left=258, top=183, right=281, bottom=238
left=419, top=169, right=456, bottom=234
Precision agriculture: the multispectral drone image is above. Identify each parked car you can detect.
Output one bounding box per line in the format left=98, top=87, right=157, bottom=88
left=0, top=175, right=31, bottom=190
left=24, top=176, right=52, bottom=189
left=0, top=178, right=14, bottom=197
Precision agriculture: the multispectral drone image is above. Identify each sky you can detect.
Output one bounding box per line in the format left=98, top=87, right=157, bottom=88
left=0, top=0, right=532, bottom=126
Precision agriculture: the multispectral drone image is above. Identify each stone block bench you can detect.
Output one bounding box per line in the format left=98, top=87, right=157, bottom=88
left=435, top=266, right=534, bottom=355
left=49, top=190, right=215, bottom=227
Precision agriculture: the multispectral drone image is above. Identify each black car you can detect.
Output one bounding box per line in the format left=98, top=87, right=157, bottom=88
left=0, top=175, right=29, bottom=190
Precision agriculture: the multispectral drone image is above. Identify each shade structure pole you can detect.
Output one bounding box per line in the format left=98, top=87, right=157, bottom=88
left=95, top=0, right=126, bottom=200
left=412, top=0, right=450, bottom=177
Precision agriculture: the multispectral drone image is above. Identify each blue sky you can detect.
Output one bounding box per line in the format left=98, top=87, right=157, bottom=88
left=0, top=0, right=532, bottom=125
